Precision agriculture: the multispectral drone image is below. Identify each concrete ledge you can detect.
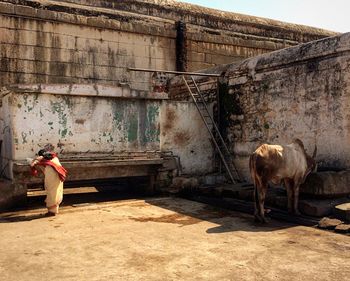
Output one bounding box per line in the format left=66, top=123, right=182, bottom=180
left=333, top=203, right=350, bottom=222
left=0, top=1, right=176, bottom=38
left=225, top=33, right=350, bottom=80
left=299, top=198, right=349, bottom=217
left=0, top=180, right=27, bottom=211
left=4, top=84, right=169, bottom=100
left=60, top=0, right=336, bottom=41
left=0, top=157, right=164, bottom=211
left=301, top=171, right=350, bottom=198
left=13, top=157, right=164, bottom=183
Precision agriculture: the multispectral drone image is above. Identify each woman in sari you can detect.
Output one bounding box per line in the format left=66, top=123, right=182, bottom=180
left=30, top=149, right=67, bottom=216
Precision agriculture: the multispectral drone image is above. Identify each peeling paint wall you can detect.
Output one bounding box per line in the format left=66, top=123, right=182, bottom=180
left=224, top=33, right=350, bottom=180
left=0, top=92, right=14, bottom=178
left=0, top=0, right=342, bottom=183
left=160, top=101, right=214, bottom=175
left=0, top=85, right=163, bottom=179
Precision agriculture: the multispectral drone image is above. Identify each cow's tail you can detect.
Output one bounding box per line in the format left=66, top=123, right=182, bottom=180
left=249, top=154, right=260, bottom=215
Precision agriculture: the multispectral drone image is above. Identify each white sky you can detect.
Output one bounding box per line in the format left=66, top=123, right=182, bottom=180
left=182, top=0, right=349, bottom=33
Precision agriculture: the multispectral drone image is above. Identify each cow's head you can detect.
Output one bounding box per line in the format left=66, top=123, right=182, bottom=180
left=303, top=145, right=317, bottom=182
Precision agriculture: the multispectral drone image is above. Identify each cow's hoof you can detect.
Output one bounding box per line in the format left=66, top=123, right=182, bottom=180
left=254, top=215, right=268, bottom=224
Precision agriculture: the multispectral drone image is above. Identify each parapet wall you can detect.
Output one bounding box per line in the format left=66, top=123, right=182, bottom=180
left=0, top=0, right=336, bottom=90
left=0, top=0, right=176, bottom=91
left=222, top=32, right=350, bottom=180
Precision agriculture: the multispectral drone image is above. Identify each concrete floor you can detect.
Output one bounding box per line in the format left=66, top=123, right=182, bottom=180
left=0, top=196, right=349, bottom=281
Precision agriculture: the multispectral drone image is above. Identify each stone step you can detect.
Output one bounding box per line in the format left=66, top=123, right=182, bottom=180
left=301, top=170, right=350, bottom=198
left=334, top=223, right=350, bottom=234
left=317, top=217, right=343, bottom=230
left=299, top=198, right=349, bottom=217
left=333, top=203, right=350, bottom=222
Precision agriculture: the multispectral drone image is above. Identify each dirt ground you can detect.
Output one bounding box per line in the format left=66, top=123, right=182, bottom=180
left=0, top=196, right=349, bottom=281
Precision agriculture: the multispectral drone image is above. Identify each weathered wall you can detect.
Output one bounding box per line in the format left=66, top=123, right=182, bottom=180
left=160, top=101, right=214, bottom=175
left=0, top=84, right=165, bottom=179
left=0, top=0, right=336, bottom=89
left=0, top=1, right=176, bottom=91
left=59, top=0, right=337, bottom=71
left=0, top=0, right=342, bottom=184
left=223, top=32, right=350, bottom=180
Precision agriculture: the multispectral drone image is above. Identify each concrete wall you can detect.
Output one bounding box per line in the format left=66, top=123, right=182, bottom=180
left=0, top=0, right=341, bottom=183
left=0, top=1, right=176, bottom=91
left=0, top=84, right=214, bottom=179
left=0, top=84, right=166, bottom=179
left=59, top=0, right=337, bottom=71
left=0, top=0, right=336, bottom=90
left=160, top=101, right=214, bottom=175
left=222, top=32, right=350, bottom=180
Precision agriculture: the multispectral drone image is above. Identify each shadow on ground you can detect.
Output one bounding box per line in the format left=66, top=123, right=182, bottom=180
left=1, top=179, right=299, bottom=235
left=144, top=196, right=296, bottom=234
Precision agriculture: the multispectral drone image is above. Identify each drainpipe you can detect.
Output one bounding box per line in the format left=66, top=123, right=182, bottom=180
left=175, top=21, right=187, bottom=72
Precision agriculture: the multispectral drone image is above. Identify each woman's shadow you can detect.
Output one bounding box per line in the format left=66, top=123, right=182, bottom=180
left=0, top=212, right=49, bottom=223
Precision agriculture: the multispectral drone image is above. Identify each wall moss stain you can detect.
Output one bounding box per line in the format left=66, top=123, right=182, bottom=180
left=21, top=132, right=27, bottom=144
left=60, top=128, right=68, bottom=138
left=50, top=100, right=64, bottom=114
left=145, top=104, right=160, bottom=142
left=50, top=100, right=69, bottom=138
left=23, top=94, right=28, bottom=107
left=127, top=114, right=138, bottom=142
left=219, top=81, right=244, bottom=140
left=22, top=93, right=38, bottom=112
left=112, top=103, right=124, bottom=131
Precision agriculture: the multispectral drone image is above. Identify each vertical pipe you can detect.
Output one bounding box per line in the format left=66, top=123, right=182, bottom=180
left=175, top=21, right=187, bottom=72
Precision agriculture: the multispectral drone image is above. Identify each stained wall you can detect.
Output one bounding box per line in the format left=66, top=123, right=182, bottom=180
left=223, top=33, right=350, bottom=180
left=0, top=84, right=165, bottom=179
left=0, top=0, right=336, bottom=90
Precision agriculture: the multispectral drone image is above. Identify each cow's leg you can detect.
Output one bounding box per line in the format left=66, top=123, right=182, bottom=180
left=293, top=183, right=301, bottom=216
left=253, top=184, right=260, bottom=221
left=257, top=180, right=268, bottom=223
left=284, top=178, right=294, bottom=213
left=254, top=183, right=263, bottom=222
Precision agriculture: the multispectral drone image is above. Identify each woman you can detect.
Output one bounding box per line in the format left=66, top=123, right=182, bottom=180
left=30, top=149, right=67, bottom=216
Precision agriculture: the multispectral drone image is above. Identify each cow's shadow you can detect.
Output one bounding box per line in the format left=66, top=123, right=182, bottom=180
left=145, top=196, right=297, bottom=233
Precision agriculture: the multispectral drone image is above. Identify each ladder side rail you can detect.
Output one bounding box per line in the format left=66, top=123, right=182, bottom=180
left=182, top=76, right=236, bottom=183
left=191, top=77, right=231, bottom=157
left=190, top=77, right=241, bottom=180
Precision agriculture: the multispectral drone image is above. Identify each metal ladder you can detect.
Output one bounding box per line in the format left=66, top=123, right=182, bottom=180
left=182, top=75, right=241, bottom=183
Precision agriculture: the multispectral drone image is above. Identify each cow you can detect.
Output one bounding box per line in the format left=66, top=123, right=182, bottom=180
left=249, top=139, right=317, bottom=223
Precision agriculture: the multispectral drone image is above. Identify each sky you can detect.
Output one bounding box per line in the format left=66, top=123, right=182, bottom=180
left=182, top=0, right=349, bottom=33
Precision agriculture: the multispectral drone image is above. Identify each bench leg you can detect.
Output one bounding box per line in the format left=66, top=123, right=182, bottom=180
left=145, top=174, right=156, bottom=195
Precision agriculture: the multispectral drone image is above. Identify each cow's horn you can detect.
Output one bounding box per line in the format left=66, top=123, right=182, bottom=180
left=312, top=145, right=317, bottom=158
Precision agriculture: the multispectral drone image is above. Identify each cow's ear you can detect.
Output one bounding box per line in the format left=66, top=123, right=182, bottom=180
left=293, top=138, right=304, bottom=149
left=312, top=145, right=317, bottom=159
